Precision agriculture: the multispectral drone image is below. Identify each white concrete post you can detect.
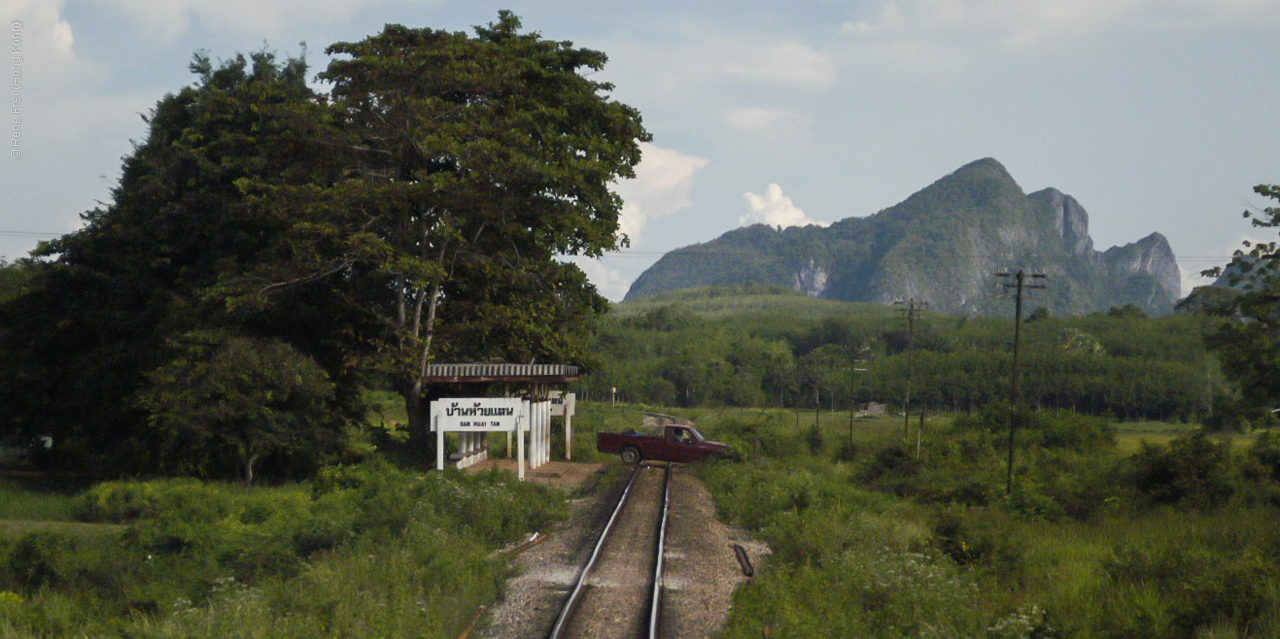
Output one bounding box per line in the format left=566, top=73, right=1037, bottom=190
left=565, top=409, right=573, bottom=461
left=436, top=413, right=445, bottom=471
left=534, top=402, right=543, bottom=468
left=540, top=401, right=549, bottom=466
left=517, top=407, right=526, bottom=481
left=538, top=402, right=545, bottom=467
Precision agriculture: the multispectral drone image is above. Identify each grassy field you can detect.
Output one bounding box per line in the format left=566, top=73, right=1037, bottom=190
left=0, top=461, right=567, bottom=638
left=4, top=399, right=1275, bottom=638
left=680, top=405, right=1280, bottom=639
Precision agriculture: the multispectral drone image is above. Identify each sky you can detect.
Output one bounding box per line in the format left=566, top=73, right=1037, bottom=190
left=3, top=0, right=1279, bottom=301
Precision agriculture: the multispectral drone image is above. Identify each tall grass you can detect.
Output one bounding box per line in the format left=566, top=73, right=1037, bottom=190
left=0, top=480, right=81, bottom=522
left=692, top=407, right=1280, bottom=639
left=0, top=461, right=567, bottom=638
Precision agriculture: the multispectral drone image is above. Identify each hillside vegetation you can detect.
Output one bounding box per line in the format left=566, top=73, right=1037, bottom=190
left=582, top=286, right=1246, bottom=427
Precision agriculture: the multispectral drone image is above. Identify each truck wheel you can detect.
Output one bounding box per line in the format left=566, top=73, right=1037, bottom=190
left=705, top=453, right=721, bottom=463
left=621, top=447, right=641, bottom=465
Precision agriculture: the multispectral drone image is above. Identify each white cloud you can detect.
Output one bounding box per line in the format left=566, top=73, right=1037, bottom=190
left=840, top=0, right=1280, bottom=72
left=723, top=107, right=812, bottom=138
left=716, top=40, right=837, bottom=90
left=613, top=143, right=709, bottom=243
left=604, top=30, right=837, bottom=97
left=5, top=0, right=100, bottom=87
left=843, top=1, right=907, bottom=34
left=740, top=184, right=828, bottom=229
left=566, top=256, right=631, bottom=302
left=93, top=0, right=417, bottom=42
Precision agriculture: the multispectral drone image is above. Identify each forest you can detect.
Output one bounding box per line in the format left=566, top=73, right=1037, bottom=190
left=577, top=285, right=1265, bottom=429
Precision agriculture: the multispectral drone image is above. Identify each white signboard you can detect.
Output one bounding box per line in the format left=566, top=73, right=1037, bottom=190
left=549, top=391, right=576, bottom=417
left=430, top=398, right=525, bottom=432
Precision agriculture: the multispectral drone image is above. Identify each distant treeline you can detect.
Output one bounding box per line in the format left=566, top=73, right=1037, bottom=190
left=577, top=288, right=1225, bottom=422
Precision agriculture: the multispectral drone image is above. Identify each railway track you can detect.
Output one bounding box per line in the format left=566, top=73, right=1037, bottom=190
left=548, top=463, right=672, bottom=639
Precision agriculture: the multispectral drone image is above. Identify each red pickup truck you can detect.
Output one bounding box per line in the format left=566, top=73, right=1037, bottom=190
left=596, top=421, right=731, bottom=464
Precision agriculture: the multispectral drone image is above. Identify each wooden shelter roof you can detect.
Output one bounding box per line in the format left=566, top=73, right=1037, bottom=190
left=421, top=363, right=579, bottom=384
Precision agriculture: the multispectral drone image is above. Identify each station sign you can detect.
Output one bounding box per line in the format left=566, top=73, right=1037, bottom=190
left=430, top=398, right=525, bottom=432
left=549, top=391, right=576, bottom=417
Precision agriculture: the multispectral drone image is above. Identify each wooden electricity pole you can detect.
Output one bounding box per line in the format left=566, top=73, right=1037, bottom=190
left=995, top=269, right=1046, bottom=495
left=893, top=299, right=927, bottom=446
left=848, top=344, right=869, bottom=447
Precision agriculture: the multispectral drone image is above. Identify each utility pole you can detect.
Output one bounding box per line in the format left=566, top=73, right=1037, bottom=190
left=848, top=344, right=869, bottom=448
left=893, top=299, right=927, bottom=445
left=995, top=269, right=1047, bottom=495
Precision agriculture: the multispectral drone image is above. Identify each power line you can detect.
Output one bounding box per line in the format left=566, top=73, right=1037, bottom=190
left=0, top=231, right=61, bottom=238
left=589, top=248, right=1257, bottom=261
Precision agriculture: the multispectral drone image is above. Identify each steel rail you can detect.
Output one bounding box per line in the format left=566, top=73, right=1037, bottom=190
left=647, top=462, right=672, bottom=639
left=547, top=463, right=673, bottom=639
left=547, top=465, right=642, bottom=639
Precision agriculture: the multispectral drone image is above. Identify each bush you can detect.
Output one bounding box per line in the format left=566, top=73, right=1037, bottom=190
left=1126, top=431, right=1234, bottom=508
left=931, top=507, right=1026, bottom=579
left=954, top=405, right=1115, bottom=454
left=7, top=533, right=73, bottom=591
left=76, top=479, right=234, bottom=524
left=804, top=422, right=824, bottom=455
left=1101, top=539, right=1278, bottom=638
left=1247, top=432, right=1280, bottom=483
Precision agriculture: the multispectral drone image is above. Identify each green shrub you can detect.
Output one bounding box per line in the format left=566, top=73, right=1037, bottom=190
left=1100, top=539, right=1278, bottom=638
left=76, top=479, right=234, bottom=524
left=1247, top=432, right=1280, bottom=482
left=835, top=439, right=859, bottom=462
left=931, top=507, right=1026, bottom=580
left=7, top=533, right=72, bottom=591
left=1126, top=431, right=1234, bottom=508
left=953, top=405, right=1115, bottom=454
left=804, top=422, right=824, bottom=455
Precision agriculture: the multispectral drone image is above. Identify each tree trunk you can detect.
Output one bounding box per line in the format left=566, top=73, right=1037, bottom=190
left=243, top=451, right=257, bottom=485
left=403, top=379, right=429, bottom=450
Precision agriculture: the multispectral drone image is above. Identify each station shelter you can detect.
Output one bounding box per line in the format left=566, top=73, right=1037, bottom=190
left=425, top=363, right=577, bottom=481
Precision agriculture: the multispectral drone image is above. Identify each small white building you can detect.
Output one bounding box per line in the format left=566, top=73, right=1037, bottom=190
left=424, top=363, right=577, bottom=481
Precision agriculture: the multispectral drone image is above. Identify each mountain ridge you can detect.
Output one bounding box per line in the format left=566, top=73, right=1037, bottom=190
left=626, top=158, right=1181, bottom=315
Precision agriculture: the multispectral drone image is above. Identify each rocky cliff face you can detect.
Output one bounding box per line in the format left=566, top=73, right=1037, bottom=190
left=626, top=158, right=1183, bottom=315
left=794, top=258, right=829, bottom=297
left=1102, top=233, right=1181, bottom=300
left=1031, top=188, right=1094, bottom=257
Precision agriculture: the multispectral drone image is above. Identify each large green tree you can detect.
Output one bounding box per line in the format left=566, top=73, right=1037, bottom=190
left=136, top=332, right=345, bottom=483
left=0, top=52, right=362, bottom=473
left=244, top=13, right=649, bottom=443
left=0, top=13, right=648, bottom=472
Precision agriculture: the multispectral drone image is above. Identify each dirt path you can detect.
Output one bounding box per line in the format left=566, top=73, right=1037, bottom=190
left=475, top=463, right=769, bottom=639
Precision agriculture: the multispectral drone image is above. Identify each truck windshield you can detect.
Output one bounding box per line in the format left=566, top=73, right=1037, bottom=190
left=685, top=428, right=705, bottom=442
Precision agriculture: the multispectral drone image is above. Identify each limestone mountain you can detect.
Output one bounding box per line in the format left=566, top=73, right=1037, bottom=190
left=625, top=158, right=1181, bottom=315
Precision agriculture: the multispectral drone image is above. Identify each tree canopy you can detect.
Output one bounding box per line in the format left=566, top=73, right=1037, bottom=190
left=0, top=13, right=648, bottom=477
left=294, top=12, right=649, bottom=443
left=1201, top=184, right=1280, bottom=422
